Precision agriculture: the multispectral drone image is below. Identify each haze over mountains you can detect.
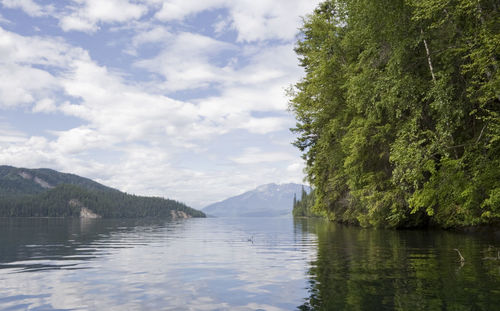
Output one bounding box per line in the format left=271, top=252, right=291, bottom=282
left=203, top=183, right=310, bottom=217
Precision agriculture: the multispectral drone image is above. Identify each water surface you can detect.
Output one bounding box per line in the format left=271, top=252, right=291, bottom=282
left=0, top=217, right=499, bottom=310
left=297, top=220, right=500, bottom=310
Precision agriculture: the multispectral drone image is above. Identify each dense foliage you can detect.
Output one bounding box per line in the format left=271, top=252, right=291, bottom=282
left=0, top=184, right=205, bottom=218
left=293, top=187, right=319, bottom=217
left=289, top=0, right=500, bottom=228
left=0, top=166, right=205, bottom=218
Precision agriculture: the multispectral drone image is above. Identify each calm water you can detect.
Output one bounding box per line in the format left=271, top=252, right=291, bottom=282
left=0, top=218, right=499, bottom=310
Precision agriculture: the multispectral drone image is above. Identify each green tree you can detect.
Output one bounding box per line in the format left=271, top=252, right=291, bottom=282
left=289, top=0, right=500, bottom=228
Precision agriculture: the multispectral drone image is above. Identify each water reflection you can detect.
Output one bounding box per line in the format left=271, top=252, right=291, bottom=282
left=0, top=218, right=180, bottom=273
left=295, top=218, right=500, bottom=310
left=0, top=218, right=316, bottom=310
left=2, top=217, right=499, bottom=310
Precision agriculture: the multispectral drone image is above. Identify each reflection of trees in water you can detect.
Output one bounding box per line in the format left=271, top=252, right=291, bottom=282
left=0, top=218, right=187, bottom=271
left=295, top=218, right=500, bottom=310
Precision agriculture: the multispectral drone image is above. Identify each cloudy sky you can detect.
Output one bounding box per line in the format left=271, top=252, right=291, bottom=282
left=0, top=0, right=319, bottom=208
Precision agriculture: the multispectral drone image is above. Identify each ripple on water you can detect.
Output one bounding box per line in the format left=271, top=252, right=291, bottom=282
left=1, top=217, right=499, bottom=310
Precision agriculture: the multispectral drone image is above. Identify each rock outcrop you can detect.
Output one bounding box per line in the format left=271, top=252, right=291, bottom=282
left=69, top=199, right=101, bottom=219
left=80, top=207, right=101, bottom=219
left=170, top=210, right=191, bottom=219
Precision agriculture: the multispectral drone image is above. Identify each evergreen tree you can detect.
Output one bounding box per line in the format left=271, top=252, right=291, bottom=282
left=289, top=0, right=500, bottom=228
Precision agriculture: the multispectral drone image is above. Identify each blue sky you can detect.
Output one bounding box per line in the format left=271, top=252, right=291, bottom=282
left=0, top=0, right=320, bottom=208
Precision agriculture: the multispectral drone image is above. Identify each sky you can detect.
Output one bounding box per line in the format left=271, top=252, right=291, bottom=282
left=0, top=0, right=320, bottom=208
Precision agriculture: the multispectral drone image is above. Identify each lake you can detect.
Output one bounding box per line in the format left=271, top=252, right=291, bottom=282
left=0, top=217, right=499, bottom=310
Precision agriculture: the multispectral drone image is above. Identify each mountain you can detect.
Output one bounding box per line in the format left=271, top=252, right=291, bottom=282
left=0, top=165, right=205, bottom=219
left=0, top=166, right=115, bottom=196
left=203, top=183, right=311, bottom=217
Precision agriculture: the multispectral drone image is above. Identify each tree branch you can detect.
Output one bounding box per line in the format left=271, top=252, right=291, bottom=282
left=475, top=124, right=487, bottom=144
left=421, top=28, right=436, bottom=83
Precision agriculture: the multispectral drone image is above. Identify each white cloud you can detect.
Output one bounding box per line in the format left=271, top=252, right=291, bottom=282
left=231, top=147, right=296, bottom=164
left=80, top=0, right=146, bottom=22
left=188, top=44, right=302, bottom=135
left=59, top=0, right=147, bottom=32
left=59, top=15, right=97, bottom=32
left=1, top=0, right=319, bottom=43
left=0, top=27, right=206, bottom=147
left=153, top=0, right=225, bottom=21
left=152, top=0, right=320, bottom=42
left=0, top=27, right=233, bottom=148
left=0, top=64, right=58, bottom=108
left=0, top=27, right=88, bottom=66
left=0, top=1, right=313, bottom=207
left=50, top=127, right=115, bottom=154
left=129, top=25, right=171, bottom=51
left=239, top=117, right=291, bottom=134
left=32, top=98, right=57, bottom=113
left=135, top=38, right=301, bottom=133
left=286, top=160, right=305, bottom=176
left=57, top=59, right=217, bottom=146
left=228, top=1, right=319, bottom=42
left=0, top=136, right=59, bottom=168
left=0, top=0, right=49, bottom=17
left=135, top=32, right=236, bottom=91
left=0, top=27, right=88, bottom=108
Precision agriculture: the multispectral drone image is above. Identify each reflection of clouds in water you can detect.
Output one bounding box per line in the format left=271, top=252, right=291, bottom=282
left=0, top=218, right=317, bottom=310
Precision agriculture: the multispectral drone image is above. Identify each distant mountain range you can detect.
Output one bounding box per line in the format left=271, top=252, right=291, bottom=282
left=0, top=165, right=205, bottom=219
left=203, top=183, right=310, bottom=217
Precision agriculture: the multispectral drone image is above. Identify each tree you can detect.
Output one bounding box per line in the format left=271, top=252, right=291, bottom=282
left=289, top=0, right=500, bottom=228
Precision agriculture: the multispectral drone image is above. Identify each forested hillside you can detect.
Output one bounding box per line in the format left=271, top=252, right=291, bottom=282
left=0, top=166, right=205, bottom=219
left=0, top=165, right=115, bottom=195
left=289, top=0, right=499, bottom=228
